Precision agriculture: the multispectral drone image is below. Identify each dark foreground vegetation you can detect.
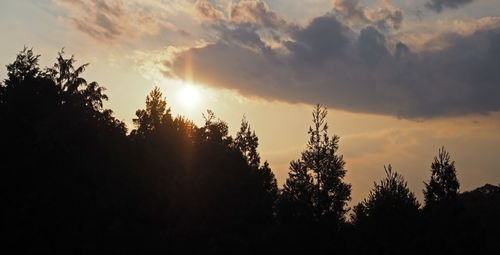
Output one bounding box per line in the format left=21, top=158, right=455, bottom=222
left=2, top=49, right=500, bottom=254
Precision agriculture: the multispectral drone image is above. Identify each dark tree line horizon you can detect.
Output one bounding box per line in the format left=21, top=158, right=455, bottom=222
left=2, top=48, right=500, bottom=254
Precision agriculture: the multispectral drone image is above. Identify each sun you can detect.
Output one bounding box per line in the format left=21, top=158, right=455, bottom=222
left=178, top=84, right=200, bottom=108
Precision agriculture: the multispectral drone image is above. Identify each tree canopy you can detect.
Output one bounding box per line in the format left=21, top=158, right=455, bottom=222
left=424, top=146, right=460, bottom=208
left=1, top=48, right=499, bottom=254
left=280, top=104, right=351, bottom=225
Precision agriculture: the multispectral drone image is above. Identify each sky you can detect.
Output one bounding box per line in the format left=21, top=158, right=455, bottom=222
left=1, top=0, right=500, bottom=205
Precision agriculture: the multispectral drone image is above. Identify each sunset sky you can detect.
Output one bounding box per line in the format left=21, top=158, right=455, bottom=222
left=1, top=0, right=500, bottom=204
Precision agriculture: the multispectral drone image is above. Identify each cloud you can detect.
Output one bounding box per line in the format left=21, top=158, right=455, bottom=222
left=230, top=1, right=288, bottom=30
left=395, top=17, right=500, bottom=51
left=166, top=14, right=500, bottom=119
left=215, top=23, right=270, bottom=50
left=425, top=0, right=474, bottom=13
left=284, top=15, right=351, bottom=64
left=53, top=0, right=500, bottom=119
left=195, top=0, right=225, bottom=21
left=451, top=17, right=500, bottom=35
left=207, top=1, right=294, bottom=52
left=333, top=0, right=403, bottom=30
left=53, top=0, right=184, bottom=43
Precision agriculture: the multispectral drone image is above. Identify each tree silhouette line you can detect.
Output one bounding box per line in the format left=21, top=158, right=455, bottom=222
left=1, top=48, right=499, bottom=254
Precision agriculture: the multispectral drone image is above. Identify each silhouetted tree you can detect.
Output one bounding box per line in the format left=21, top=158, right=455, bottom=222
left=258, top=160, right=278, bottom=204
left=353, top=165, right=420, bottom=223
left=233, top=116, right=278, bottom=226
left=276, top=105, right=351, bottom=253
left=423, top=146, right=460, bottom=208
left=131, top=86, right=173, bottom=137
left=419, top=183, right=500, bottom=255
left=4, top=47, right=500, bottom=254
left=419, top=148, right=463, bottom=254
left=454, top=184, right=500, bottom=253
left=1, top=48, right=130, bottom=253
left=3, top=47, right=40, bottom=87
left=196, top=109, right=231, bottom=146
left=234, top=115, right=260, bottom=168
left=280, top=104, right=351, bottom=225
left=352, top=165, right=420, bottom=255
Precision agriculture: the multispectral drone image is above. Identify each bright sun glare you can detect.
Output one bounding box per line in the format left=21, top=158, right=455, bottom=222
left=179, top=84, right=199, bottom=108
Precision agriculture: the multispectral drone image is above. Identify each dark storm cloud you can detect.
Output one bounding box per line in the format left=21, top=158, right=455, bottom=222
left=284, top=15, right=351, bottom=65
left=426, top=0, right=475, bottom=13
left=216, top=23, right=268, bottom=50
left=166, top=11, right=500, bottom=119
left=167, top=13, right=500, bottom=118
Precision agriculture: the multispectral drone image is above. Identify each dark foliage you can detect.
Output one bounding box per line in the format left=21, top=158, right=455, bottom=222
left=1, top=48, right=500, bottom=254
left=1, top=48, right=277, bottom=253
left=351, top=165, right=420, bottom=254
left=279, top=105, right=351, bottom=223
left=277, top=104, right=351, bottom=253
left=424, top=146, right=460, bottom=208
